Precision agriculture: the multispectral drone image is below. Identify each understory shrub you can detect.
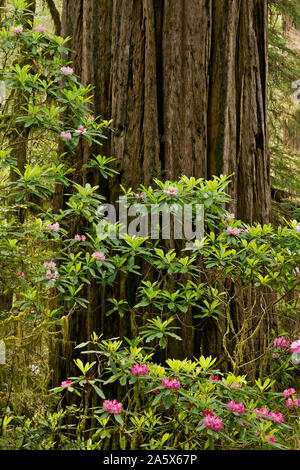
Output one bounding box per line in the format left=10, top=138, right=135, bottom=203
left=1, top=334, right=300, bottom=450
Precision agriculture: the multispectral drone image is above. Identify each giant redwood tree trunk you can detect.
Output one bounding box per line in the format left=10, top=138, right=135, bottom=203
left=61, top=0, right=270, bottom=222
left=52, top=0, right=272, bottom=385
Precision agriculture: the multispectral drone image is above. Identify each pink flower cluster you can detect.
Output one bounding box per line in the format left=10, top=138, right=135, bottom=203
left=46, top=222, right=60, bottom=232
left=163, top=186, right=178, bottom=196
left=162, top=377, right=181, bottom=390
left=131, top=364, right=149, bottom=376
left=92, top=252, right=106, bottom=262
left=203, top=415, right=223, bottom=432
left=226, top=227, right=249, bottom=236
left=273, top=336, right=290, bottom=349
left=253, top=408, right=284, bottom=423
left=272, top=352, right=281, bottom=359
left=286, top=397, right=300, bottom=407
left=227, top=401, right=245, bottom=415
left=61, top=66, right=74, bottom=75
left=226, top=227, right=242, bottom=236
left=17, top=271, right=25, bottom=280
left=230, top=382, right=243, bottom=389
left=74, top=234, right=86, bottom=242
left=61, top=380, right=73, bottom=388
left=253, top=407, right=269, bottom=418
left=44, top=261, right=56, bottom=270
left=209, top=376, right=220, bottom=381
left=203, top=410, right=213, bottom=417
left=268, top=411, right=284, bottom=423
left=60, top=131, right=72, bottom=141
left=295, top=225, right=300, bottom=232
left=283, top=388, right=296, bottom=398
left=225, top=213, right=235, bottom=223
left=75, top=125, right=87, bottom=135
left=44, top=261, right=59, bottom=283
left=290, top=339, right=300, bottom=354
left=33, top=25, right=45, bottom=33
left=103, top=399, right=122, bottom=415
left=10, top=25, right=23, bottom=36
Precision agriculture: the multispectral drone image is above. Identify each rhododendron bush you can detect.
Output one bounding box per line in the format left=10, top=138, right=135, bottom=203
left=2, top=335, right=299, bottom=450
left=0, top=0, right=299, bottom=451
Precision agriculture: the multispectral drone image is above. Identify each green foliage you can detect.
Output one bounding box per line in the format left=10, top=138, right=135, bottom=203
left=0, top=0, right=299, bottom=452
left=2, top=335, right=299, bottom=450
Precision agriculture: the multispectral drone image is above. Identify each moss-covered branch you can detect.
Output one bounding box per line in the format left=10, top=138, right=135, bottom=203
left=45, top=0, right=61, bottom=35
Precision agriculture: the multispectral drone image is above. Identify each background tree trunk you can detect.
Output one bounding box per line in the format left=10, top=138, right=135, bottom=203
left=53, top=0, right=271, bottom=384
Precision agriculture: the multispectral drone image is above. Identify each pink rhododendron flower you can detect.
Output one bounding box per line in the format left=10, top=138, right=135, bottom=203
left=33, top=25, right=45, bottom=33
left=46, top=269, right=59, bottom=282
left=253, top=407, right=269, bottom=419
left=268, top=411, right=284, bottom=423
left=163, top=186, right=178, bottom=196
left=162, top=378, right=181, bottom=390
left=227, top=401, right=246, bottom=415
left=226, top=226, right=242, bottom=236
left=44, top=261, right=58, bottom=283
left=131, top=364, right=149, bottom=376
left=60, top=131, right=72, bottom=140
left=283, top=388, right=296, bottom=398
left=17, top=271, right=25, bottom=280
left=203, top=410, right=213, bottom=417
left=272, top=352, right=281, bottom=359
left=10, top=25, right=23, bottom=35
left=61, top=380, right=73, bottom=387
left=273, top=336, right=290, bottom=349
left=209, top=376, right=220, bottom=381
left=61, top=66, right=74, bottom=75
left=230, top=382, right=243, bottom=389
left=75, top=234, right=86, bottom=241
left=254, top=408, right=284, bottom=423
left=225, top=213, right=235, bottom=222
left=46, top=222, right=60, bottom=232
left=290, top=339, right=300, bottom=354
left=75, top=125, right=87, bottom=135
left=103, top=399, right=122, bottom=414
left=44, top=261, right=56, bottom=270
left=203, top=415, right=223, bottom=432
left=286, top=397, right=300, bottom=407
left=92, top=252, right=106, bottom=261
